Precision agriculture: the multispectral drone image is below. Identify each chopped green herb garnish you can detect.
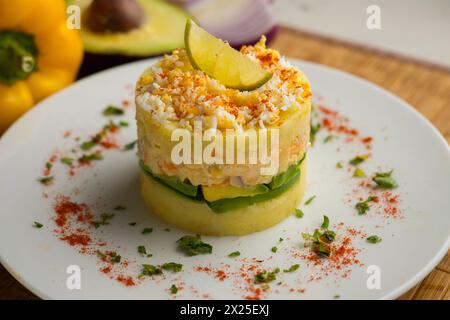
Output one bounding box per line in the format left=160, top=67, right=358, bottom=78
left=138, top=245, right=147, bottom=256
left=96, top=250, right=107, bottom=260
left=294, top=208, right=304, bottom=218
left=279, top=237, right=284, bottom=243
left=310, top=123, right=321, bottom=146
left=177, top=235, right=212, bottom=256
left=92, top=213, right=115, bottom=228
left=321, top=215, right=330, bottom=229
left=109, top=252, right=121, bottom=264
left=353, top=168, right=367, bottom=178
left=142, top=228, right=153, bottom=235
left=95, top=250, right=121, bottom=265
left=124, top=140, right=137, bottom=151
left=334, top=294, right=341, bottom=299
left=302, top=216, right=336, bottom=258
left=304, top=195, right=316, bottom=205
left=271, top=246, right=278, bottom=253
left=103, top=105, right=124, bottom=116
left=283, top=264, right=300, bottom=273
left=228, top=251, right=241, bottom=258
left=128, top=222, right=136, bottom=226
left=323, top=135, right=336, bottom=143
left=38, top=176, right=54, bottom=186
left=80, top=140, right=97, bottom=151
left=96, top=250, right=123, bottom=264
left=322, top=230, right=336, bottom=242
left=161, top=262, right=183, bottom=273
left=119, top=121, right=129, bottom=127
left=170, top=284, right=178, bottom=294
left=45, top=162, right=53, bottom=170
left=349, top=155, right=369, bottom=166
left=355, top=196, right=377, bottom=215
left=372, top=170, right=398, bottom=189
left=60, top=157, right=73, bottom=166
left=336, top=161, right=343, bottom=169
left=79, top=152, right=103, bottom=163
left=254, top=268, right=280, bottom=284
left=164, top=228, right=171, bottom=232
left=114, top=205, right=126, bottom=211
left=367, top=235, right=382, bottom=244
left=33, top=221, right=43, bottom=228
left=140, top=264, right=162, bottom=277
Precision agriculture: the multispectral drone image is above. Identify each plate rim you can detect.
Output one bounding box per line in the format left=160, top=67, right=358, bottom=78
left=0, top=57, right=449, bottom=300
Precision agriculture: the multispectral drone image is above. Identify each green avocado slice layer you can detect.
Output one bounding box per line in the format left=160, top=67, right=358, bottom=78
left=206, top=171, right=301, bottom=213
left=139, top=155, right=305, bottom=213
left=139, top=161, right=198, bottom=197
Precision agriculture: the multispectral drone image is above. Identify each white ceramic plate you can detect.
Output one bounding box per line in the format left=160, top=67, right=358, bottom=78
left=0, top=59, right=449, bottom=300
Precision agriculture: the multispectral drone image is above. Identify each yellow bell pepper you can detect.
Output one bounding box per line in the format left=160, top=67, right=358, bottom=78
left=0, top=0, right=83, bottom=134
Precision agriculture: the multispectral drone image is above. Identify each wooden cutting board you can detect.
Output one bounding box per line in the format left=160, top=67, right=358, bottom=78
left=0, top=26, right=449, bottom=300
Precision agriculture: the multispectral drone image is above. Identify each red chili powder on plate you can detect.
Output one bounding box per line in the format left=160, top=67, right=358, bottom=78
left=116, top=275, right=136, bottom=287
left=60, top=233, right=91, bottom=246
left=53, top=195, right=92, bottom=227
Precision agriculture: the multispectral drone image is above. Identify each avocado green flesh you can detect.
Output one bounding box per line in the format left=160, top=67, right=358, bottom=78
left=73, top=0, right=190, bottom=56
left=139, top=161, right=198, bottom=197
left=139, top=157, right=304, bottom=213
left=207, top=171, right=301, bottom=213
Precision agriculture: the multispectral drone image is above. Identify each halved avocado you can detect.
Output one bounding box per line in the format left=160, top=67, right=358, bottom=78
left=70, top=0, right=189, bottom=56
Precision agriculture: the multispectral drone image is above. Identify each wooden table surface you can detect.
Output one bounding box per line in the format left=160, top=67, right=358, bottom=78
left=1, top=27, right=449, bottom=300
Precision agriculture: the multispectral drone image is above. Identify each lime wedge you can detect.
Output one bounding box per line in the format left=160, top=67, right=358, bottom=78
left=185, top=19, right=272, bottom=91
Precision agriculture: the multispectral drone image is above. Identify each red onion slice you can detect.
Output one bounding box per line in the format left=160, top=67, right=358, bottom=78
left=170, top=0, right=277, bottom=47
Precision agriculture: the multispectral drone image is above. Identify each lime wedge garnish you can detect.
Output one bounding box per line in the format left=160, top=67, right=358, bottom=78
left=184, top=19, right=272, bottom=91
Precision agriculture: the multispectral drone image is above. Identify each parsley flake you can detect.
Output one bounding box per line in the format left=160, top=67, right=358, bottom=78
left=283, top=264, right=300, bottom=273
left=162, top=262, right=183, bottom=273
left=142, top=228, right=153, bottom=235
left=170, top=284, right=178, bottom=294
left=349, top=155, right=369, bottom=166
left=103, top=105, right=124, bottom=116
left=372, top=170, right=398, bottom=189
left=60, top=157, right=73, bottom=166
left=140, top=264, right=162, bottom=277
left=353, top=168, right=367, bottom=178
left=124, top=140, right=137, bottom=151
left=38, top=176, right=54, bottom=186
left=254, top=268, right=280, bottom=284
left=304, top=195, right=316, bottom=205
left=294, top=208, right=304, bottom=218
left=177, top=235, right=212, bottom=256
left=355, top=196, right=377, bottom=215
left=367, top=235, right=382, bottom=244
left=33, top=221, right=43, bottom=228
left=92, top=213, right=115, bottom=228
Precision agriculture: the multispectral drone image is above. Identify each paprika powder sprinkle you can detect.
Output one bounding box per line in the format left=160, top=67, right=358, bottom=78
left=60, top=233, right=91, bottom=246
left=53, top=195, right=92, bottom=228
left=116, top=275, right=136, bottom=287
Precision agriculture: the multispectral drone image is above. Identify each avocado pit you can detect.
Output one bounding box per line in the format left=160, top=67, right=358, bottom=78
left=87, top=0, right=146, bottom=33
